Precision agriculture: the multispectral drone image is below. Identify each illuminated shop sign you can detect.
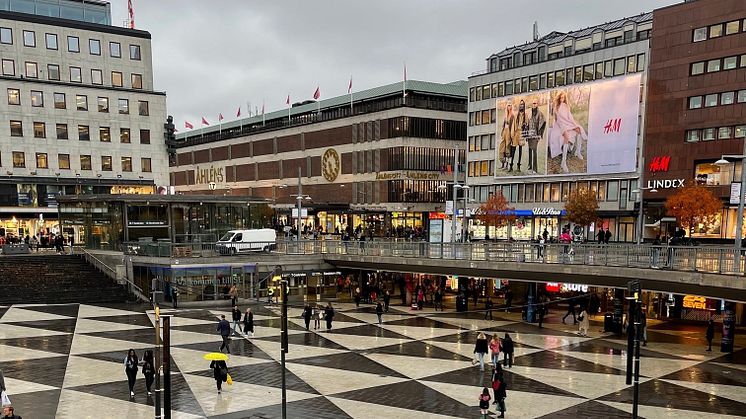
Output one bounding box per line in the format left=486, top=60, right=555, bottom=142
left=545, top=282, right=589, bottom=293
left=511, top=208, right=566, bottom=217
left=648, top=156, right=671, bottom=173
left=683, top=295, right=707, bottom=310
left=646, top=179, right=685, bottom=189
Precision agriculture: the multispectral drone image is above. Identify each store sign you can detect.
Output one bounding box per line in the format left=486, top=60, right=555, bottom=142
left=545, top=282, right=589, bottom=293
left=128, top=220, right=168, bottom=226
left=194, top=165, right=224, bottom=184
left=445, top=200, right=454, bottom=215
left=649, top=155, right=671, bottom=173
left=730, top=183, right=743, bottom=205
left=646, top=179, right=685, bottom=189
left=429, top=212, right=447, bottom=220
left=682, top=295, right=707, bottom=310
left=291, top=208, right=308, bottom=219
left=532, top=207, right=563, bottom=216
left=375, top=170, right=447, bottom=181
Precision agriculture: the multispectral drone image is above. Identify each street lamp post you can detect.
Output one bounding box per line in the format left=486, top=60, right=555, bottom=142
left=289, top=167, right=312, bottom=241
left=716, top=151, right=746, bottom=262
left=631, top=187, right=658, bottom=244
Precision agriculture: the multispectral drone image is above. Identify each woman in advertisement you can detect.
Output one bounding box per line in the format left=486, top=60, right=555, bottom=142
left=498, top=103, right=514, bottom=170
left=509, top=100, right=528, bottom=173
left=549, top=91, right=588, bottom=173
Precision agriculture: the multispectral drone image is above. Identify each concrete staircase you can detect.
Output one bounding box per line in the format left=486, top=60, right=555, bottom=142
left=0, top=254, right=129, bottom=304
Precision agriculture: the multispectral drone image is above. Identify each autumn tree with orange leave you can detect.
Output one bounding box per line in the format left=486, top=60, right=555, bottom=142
left=476, top=192, right=515, bottom=239
left=665, top=182, right=722, bottom=236
left=565, top=188, right=600, bottom=227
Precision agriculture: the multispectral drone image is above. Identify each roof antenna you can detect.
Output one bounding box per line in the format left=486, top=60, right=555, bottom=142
left=533, top=21, right=540, bottom=41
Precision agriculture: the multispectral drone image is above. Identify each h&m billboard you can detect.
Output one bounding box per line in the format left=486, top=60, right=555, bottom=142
left=494, top=73, right=641, bottom=177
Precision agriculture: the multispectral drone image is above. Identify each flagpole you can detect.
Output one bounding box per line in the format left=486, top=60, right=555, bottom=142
left=239, top=106, right=242, bottom=132
left=262, top=99, right=266, bottom=126
left=402, top=62, right=406, bottom=105
left=287, top=95, right=291, bottom=125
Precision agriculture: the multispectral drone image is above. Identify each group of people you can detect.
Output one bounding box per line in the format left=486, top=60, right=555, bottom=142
left=475, top=332, right=513, bottom=418
left=0, top=232, right=73, bottom=253
left=218, top=307, right=255, bottom=354
left=123, top=348, right=156, bottom=397
left=499, top=99, right=546, bottom=175
left=301, top=303, right=336, bottom=330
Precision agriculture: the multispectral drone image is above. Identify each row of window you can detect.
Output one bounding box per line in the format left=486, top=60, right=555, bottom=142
left=8, top=151, right=151, bottom=172
left=690, top=54, right=746, bottom=75
left=1, top=58, right=143, bottom=89
left=468, top=134, right=496, bottom=152
left=8, top=120, right=151, bottom=143
left=468, top=160, right=494, bottom=177
left=685, top=125, right=746, bottom=143
left=688, top=89, right=746, bottom=109
left=469, top=179, right=635, bottom=205
left=7, top=88, right=149, bottom=115
left=1, top=27, right=141, bottom=60
left=693, top=18, right=746, bottom=42
left=470, top=53, right=646, bottom=104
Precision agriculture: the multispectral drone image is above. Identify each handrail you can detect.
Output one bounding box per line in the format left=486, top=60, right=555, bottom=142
left=81, top=249, right=148, bottom=302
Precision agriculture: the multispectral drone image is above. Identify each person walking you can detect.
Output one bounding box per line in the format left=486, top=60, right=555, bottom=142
left=478, top=387, right=491, bottom=419
left=231, top=306, right=242, bottom=335
left=2, top=406, right=21, bottom=419
left=562, top=299, right=577, bottom=324
left=604, top=227, right=612, bottom=244
left=484, top=297, right=493, bottom=320
left=171, top=287, right=179, bottom=309
left=537, top=303, right=546, bottom=328
left=473, top=332, right=489, bottom=371
left=123, top=349, right=139, bottom=397
left=375, top=302, right=384, bottom=325
left=504, top=288, right=513, bottom=312
left=489, top=334, right=501, bottom=368
left=68, top=234, right=75, bottom=254
left=302, top=305, right=312, bottom=330
left=30, top=235, right=38, bottom=252
left=706, top=318, right=715, bottom=352
left=312, top=305, right=321, bottom=330
left=651, top=234, right=662, bottom=268
left=578, top=307, right=589, bottom=337
left=217, top=315, right=231, bottom=354
left=501, top=333, right=514, bottom=369
left=383, top=290, right=391, bottom=312
left=141, top=349, right=155, bottom=396
left=492, top=364, right=507, bottom=418
left=229, top=285, right=238, bottom=307
left=324, top=303, right=335, bottom=331
left=243, top=308, right=254, bottom=337
left=209, top=359, right=228, bottom=394
left=354, top=288, right=361, bottom=308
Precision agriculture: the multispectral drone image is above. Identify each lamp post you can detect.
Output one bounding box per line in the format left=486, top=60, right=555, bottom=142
left=438, top=182, right=468, bottom=242
left=631, top=187, right=658, bottom=244
left=289, top=167, right=312, bottom=241
left=716, top=153, right=746, bottom=260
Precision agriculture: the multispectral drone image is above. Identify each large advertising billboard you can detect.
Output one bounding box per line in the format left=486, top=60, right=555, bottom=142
left=495, top=73, right=641, bottom=177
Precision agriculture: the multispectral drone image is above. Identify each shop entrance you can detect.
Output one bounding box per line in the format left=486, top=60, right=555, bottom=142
left=534, top=217, right=559, bottom=240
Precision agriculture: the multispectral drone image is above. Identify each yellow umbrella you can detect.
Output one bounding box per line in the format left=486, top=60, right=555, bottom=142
left=203, top=352, right=229, bottom=361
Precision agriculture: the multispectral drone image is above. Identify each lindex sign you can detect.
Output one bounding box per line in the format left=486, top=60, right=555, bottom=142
left=646, top=179, right=685, bottom=189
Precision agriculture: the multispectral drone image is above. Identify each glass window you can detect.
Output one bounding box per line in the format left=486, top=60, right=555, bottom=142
left=131, top=73, right=142, bottom=89
left=555, top=70, right=565, bottom=86
left=595, top=62, right=603, bottom=79
left=736, top=125, right=746, bottom=138
left=97, top=97, right=108, bottom=113
left=70, top=66, right=82, bottom=82
left=707, top=59, right=720, bottom=72
left=78, top=125, right=89, bottom=141
left=529, top=75, right=538, bottom=91
left=140, top=129, right=150, bottom=144
left=726, top=20, right=740, bottom=35
left=33, top=122, right=45, bottom=138
left=7, top=88, right=19, bottom=105
left=703, top=128, right=716, bottom=141
left=574, top=67, right=582, bottom=83
left=110, top=42, right=121, bottom=57
left=627, top=55, right=636, bottom=73
left=67, top=36, right=79, bottom=52
left=688, top=96, right=702, bottom=109
left=45, top=33, right=57, bottom=49
left=111, top=71, right=123, bottom=87
left=607, top=181, right=619, bottom=201
left=99, top=126, right=110, bottom=142
left=121, top=156, right=132, bottom=172
left=0, top=27, right=12, bottom=44
left=89, top=39, right=100, bottom=55
left=47, top=64, right=60, bottom=80
left=58, top=154, right=70, bottom=170
left=12, top=152, right=25, bottom=168
left=721, top=91, right=735, bottom=105
left=10, top=120, right=22, bottom=137
left=2, top=59, right=13, bottom=75
left=686, top=130, right=701, bottom=142
left=738, top=90, right=746, bottom=103
left=80, top=155, right=92, bottom=170
left=705, top=93, right=718, bottom=107
left=691, top=62, right=705, bottom=75
left=742, top=54, right=746, bottom=67
left=25, top=61, right=38, bottom=78
left=480, top=135, right=489, bottom=150
left=120, top=128, right=130, bottom=143
left=118, top=98, right=129, bottom=114
left=637, top=53, right=646, bottom=72
left=718, top=127, right=732, bottom=139
left=54, top=92, right=65, bottom=109
left=30, top=90, right=43, bottom=107
left=23, top=30, right=34, bottom=47
left=91, top=69, right=103, bottom=85
left=547, top=72, right=554, bottom=88
left=724, top=56, right=738, bottom=70
left=101, top=155, right=112, bottom=171
left=693, top=27, right=707, bottom=42
left=695, top=162, right=728, bottom=186
left=709, top=24, right=723, bottom=38
left=583, top=64, right=593, bottom=81
left=613, top=58, right=625, bottom=76
left=142, top=158, right=152, bottom=173
left=76, top=95, right=87, bottom=111
left=36, top=153, right=48, bottom=169
left=56, top=123, right=68, bottom=140
left=604, top=60, right=613, bottom=77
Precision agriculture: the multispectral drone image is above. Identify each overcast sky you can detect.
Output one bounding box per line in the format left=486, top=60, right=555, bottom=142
left=111, top=0, right=674, bottom=128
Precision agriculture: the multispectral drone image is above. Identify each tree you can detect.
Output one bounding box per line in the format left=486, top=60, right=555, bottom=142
left=565, top=187, right=599, bottom=227
left=665, top=182, right=722, bottom=236
left=476, top=193, right=515, bottom=240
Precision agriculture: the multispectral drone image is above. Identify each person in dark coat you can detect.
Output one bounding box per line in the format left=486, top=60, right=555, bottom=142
left=123, top=348, right=139, bottom=397
left=562, top=299, right=576, bottom=324
left=324, top=303, right=335, bottom=331
left=473, top=332, right=489, bottom=371
left=231, top=306, right=242, bottom=335
left=501, top=333, right=514, bottom=368
left=484, top=298, right=493, bottom=320
left=141, top=349, right=155, bottom=396
left=2, top=405, right=21, bottom=419
left=375, top=302, right=384, bottom=325
left=243, top=308, right=254, bottom=337
left=492, top=363, right=507, bottom=418
left=217, top=315, right=231, bottom=354
left=302, top=305, right=312, bottom=330
left=706, top=318, right=715, bottom=352
left=537, top=303, right=546, bottom=328
left=354, top=288, right=361, bottom=308
left=383, top=290, right=391, bottom=312
left=209, top=360, right=228, bottom=394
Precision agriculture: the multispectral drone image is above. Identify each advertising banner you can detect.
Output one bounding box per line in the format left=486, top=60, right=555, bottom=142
left=495, top=73, right=641, bottom=178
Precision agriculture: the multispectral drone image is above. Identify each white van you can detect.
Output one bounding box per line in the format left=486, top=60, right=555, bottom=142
left=216, top=229, right=277, bottom=254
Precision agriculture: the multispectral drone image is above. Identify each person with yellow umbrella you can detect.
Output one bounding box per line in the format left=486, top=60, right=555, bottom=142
left=204, top=353, right=231, bottom=394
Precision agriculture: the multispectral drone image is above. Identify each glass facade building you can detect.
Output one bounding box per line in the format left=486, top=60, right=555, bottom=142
left=0, top=0, right=111, bottom=24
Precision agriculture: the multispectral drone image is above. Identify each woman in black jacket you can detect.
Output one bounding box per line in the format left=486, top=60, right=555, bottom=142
left=302, top=305, right=312, bottom=330
left=243, top=308, right=254, bottom=337
left=142, top=350, right=155, bottom=396
left=324, top=303, right=335, bottom=331
left=210, top=360, right=228, bottom=394
left=474, top=332, right=489, bottom=371
left=123, top=348, right=139, bottom=397
left=492, top=363, right=507, bottom=418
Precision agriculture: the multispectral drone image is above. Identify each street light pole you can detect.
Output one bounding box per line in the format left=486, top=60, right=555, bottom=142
left=716, top=148, right=746, bottom=267
left=296, top=167, right=302, bottom=241
left=451, top=150, right=458, bottom=243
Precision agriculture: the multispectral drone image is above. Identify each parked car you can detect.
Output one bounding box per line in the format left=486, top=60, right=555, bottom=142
left=216, top=229, right=277, bottom=254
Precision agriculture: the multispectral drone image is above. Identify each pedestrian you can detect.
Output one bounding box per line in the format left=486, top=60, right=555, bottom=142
left=2, top=406, right=21, bottom=419
left=492, top=364, right=507, bottom=418
left=478, top=387, right=491, bottom=419
left=417, top=288, right=425, bottom=310
left=473, top=332, right=489, bottom=371
left=504, top=288, right=513, bottom=312
left=324, top=303, right=335, bottom=331
left=217, top=315, right=231, bottom=354
left=30, top=235, right=38, bottom=252
left=537, top=235, right=544, bottom=259
left=141, top=349, right=155, bottom=396
left=243, top=308, right=254, bottom=337
left=501, top=333, right=514, bottom=368
left=578, top=307, right=589, bottom=337
left=484, top=297, right=493, bottom=320
left=376, top=302, right=384, bottom=325
left=231, top=306, right=242, bottom=335
left=434, top=287, right=443, bottom=311
left=68, top=234, right=75, bottom=254
left=229, top=284, right=238, bottom=307
left=123, top=348, right=139, bottom=397
left=706, top=318, right=715, bottom=352
left=383, top=290, right=391, bottom=312
left=303, top=305, right=312, bottom=330
left=354, top=288, right=361, bottom=308
left=562, top=299, right=577, bottom=324
left=651, top=234, right=662, bottom=268
left=597, top=228, right=605, bottom=244
left=537, top=303, right=546, bottom=328
left=171, top=287, right=179, bottom=309
left=489, top=333, right=501, bottom=368
left=209, top=359, right=228, bottom=394
left=604, top=227, right=612, bottom=244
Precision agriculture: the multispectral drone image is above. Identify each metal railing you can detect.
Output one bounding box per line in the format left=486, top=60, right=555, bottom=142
left=121, top=239, right=746, bottom=276
left=81, top=249, right=148, bottom=302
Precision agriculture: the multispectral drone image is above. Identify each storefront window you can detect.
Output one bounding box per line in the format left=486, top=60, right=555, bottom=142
left=524, top=184, right=534, bottom=203
left=550, top=183, right=560, bottom=202
left=607, top=181, right=619, bottom=201
left=695, top=162, right=732, bottom=186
